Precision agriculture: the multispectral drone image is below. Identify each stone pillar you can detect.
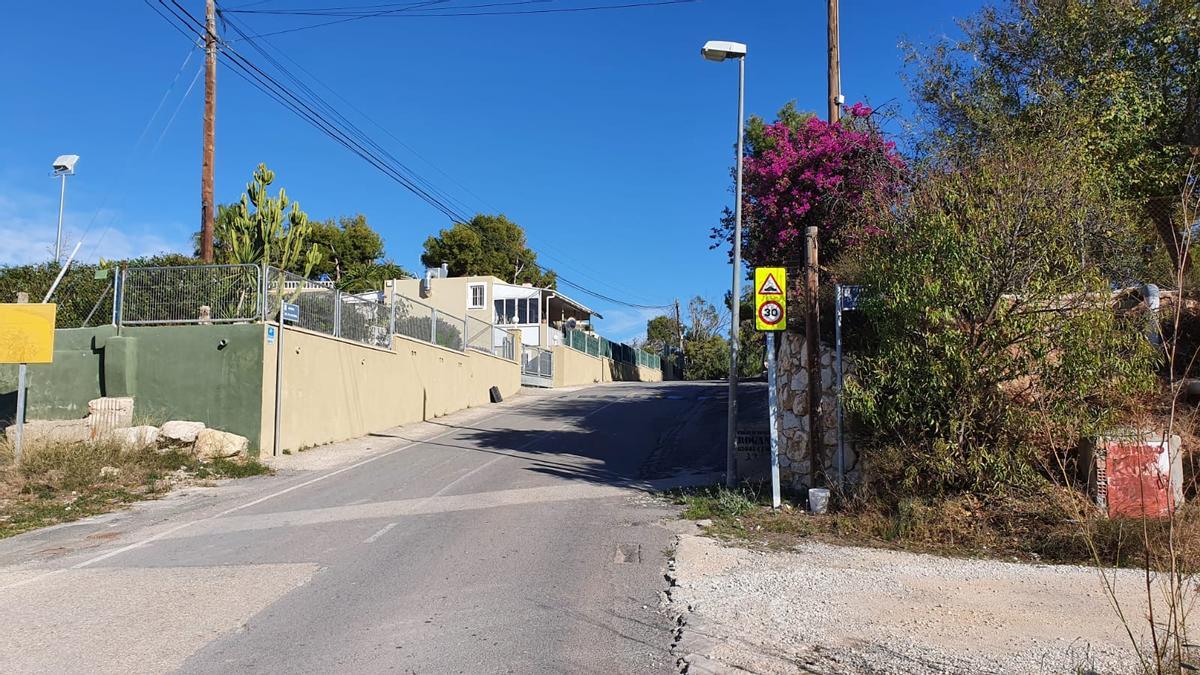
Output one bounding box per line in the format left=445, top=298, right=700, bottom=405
left=775, top=333, right=857, bottom=490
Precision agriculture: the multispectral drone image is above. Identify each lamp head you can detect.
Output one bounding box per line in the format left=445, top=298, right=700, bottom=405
left=701, top=40, right=747, bottom=62
left=52, top=154, right=79, bottom=175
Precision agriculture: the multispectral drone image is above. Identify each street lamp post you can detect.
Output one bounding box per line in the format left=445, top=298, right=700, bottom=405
left=701, top=40, right=747, bottom=489
left=51, top=154, right=79, bottom=264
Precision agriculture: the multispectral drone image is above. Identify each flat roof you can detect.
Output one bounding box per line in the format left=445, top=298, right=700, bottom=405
left=542, top=288, right=602, bottom=320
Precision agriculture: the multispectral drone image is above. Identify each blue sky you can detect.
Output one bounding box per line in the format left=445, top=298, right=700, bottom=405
left=0, top=0, right=982, bottom=341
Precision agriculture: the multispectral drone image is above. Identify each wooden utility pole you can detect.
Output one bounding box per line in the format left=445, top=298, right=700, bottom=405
left=674, top=298, right=684, bottom=353
left=827, top=0, right=841, bottom=123
left=805, top=227, right=822, bottom=484
left=200, top=0, right=217, bottom=263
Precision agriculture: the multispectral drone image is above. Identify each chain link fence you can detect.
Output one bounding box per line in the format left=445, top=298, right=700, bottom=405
left=339, top=293, right=392, bottom=349
left=121, top=264, right=262, bottom=325
left=466, top=315, right=515, bottom=360
left=392, top=293, right=435, bottom=344
left=92, top=263, right=523, bottom=358
left=563, top=328, right=661, bottom=370
left=267, top=268, right=337, bottom=335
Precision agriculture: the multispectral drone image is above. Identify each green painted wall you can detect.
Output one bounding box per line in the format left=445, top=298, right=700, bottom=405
left=1, top=324, right=265, bottom=452
left=0, top=326, right=113, bottom=422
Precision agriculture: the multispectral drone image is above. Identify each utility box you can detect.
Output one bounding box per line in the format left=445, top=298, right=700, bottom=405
left=1078, top=431, right=1183, bottom=518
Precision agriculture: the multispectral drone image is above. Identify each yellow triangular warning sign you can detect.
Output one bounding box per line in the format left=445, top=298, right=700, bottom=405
left=758, top=273, right=783, bottom=295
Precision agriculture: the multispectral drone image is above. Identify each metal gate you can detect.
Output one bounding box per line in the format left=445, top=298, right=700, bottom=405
left=521, top=346, right=554, bottom=388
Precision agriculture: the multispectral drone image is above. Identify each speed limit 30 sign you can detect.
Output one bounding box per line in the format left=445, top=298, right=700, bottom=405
left=754, top=267, right=787, bottom=331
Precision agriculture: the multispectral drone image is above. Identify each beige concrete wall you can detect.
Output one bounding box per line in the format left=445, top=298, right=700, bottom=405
left=552, top=345, right=603, bottom=388
left=261, top=325, right=520, bottom=453
left=548, top=347, right=664, bottom=386
left=637, top=364, right=663, bottom=382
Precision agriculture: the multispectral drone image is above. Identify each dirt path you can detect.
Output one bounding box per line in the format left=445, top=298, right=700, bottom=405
left=666, top=526, right=1166, bottom=674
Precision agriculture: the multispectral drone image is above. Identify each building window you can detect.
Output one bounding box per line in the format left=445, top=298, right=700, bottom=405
left=468, top=283, right=486, bottom=309
left=493, top=297, right=539, bottom=324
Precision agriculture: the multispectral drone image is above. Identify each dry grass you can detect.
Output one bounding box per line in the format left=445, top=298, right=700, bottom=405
left=672, top=483, right=1200, bottom=569
left=0, top=437, right=269, bottom=539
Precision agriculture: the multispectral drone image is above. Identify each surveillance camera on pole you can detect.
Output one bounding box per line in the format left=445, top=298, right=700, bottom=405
left=51, top=154, right=79, bottom=263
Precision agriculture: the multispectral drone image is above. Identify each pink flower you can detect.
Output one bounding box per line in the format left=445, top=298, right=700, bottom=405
left=847, top=102, right=873, bottom=117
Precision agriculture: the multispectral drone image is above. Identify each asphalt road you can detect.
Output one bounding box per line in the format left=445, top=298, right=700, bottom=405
left=0, top=381, right=729, bottom=674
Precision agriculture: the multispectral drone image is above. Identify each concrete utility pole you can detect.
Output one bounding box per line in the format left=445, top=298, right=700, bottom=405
left=200, top=0, right=217, bottom=263
left=827, top=0, right=841, bottom=123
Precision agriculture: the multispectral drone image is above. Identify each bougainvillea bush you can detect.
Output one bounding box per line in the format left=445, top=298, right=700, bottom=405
left=712, top=102, right=907, bottom=267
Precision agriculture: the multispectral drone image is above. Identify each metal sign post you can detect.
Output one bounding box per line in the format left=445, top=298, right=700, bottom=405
left=835, top=285, right=861, bottom=485
left=272, top=299, right=300, bottom=458
left=754, top=267, right=787, bottom=508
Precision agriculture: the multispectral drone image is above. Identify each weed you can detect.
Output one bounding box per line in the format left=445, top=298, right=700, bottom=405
left=674, top=486, right=759, bottom=520
left=0, top=437, right=272, bottom=538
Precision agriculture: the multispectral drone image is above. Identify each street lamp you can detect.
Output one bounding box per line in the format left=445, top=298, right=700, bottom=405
left=51, top=154, right=79, bottom=264
left=701, top=40, right=747, bottom=489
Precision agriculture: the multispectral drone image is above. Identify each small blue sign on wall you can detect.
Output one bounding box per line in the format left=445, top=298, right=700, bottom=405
left=267, top=325, right=277, bottom=344
left=282, top=302, right=300, bottom=323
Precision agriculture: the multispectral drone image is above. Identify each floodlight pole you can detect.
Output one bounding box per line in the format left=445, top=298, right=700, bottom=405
left=54, top=172, right=67, bottom=264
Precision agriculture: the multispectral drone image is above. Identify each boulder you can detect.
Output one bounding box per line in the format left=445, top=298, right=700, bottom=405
left=4, top=419, right=91, bottom=446
left=103, top=425, right=159, bottom=450
left=86, top=397, right=135, bottom=438
left=193, top=428, right=250, bottom=460
left=160, top=421, right=206, bottom=445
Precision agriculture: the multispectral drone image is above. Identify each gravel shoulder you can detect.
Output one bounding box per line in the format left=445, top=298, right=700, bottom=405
left=665, top=524, right=1161, bottom=674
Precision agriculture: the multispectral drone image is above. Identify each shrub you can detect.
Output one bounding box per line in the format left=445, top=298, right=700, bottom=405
left=845, top=137, right=1156, bottom=497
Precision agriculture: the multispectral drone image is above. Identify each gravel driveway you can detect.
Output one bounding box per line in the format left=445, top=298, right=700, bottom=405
left=666, top=526, right=1166, bottom=674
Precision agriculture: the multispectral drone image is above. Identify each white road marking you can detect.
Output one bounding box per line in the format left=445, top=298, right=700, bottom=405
left=363, top=522, right=397, bottom=544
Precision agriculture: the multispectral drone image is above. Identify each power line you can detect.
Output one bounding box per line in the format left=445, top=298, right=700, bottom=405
left=223, top=9, right=667, bottom=308
left=221, top=0, right=695, bottom=39
left=153, top=0, right=476, bottom=223
left=228, top=0, right=539, bottom=16
left=218, top=10, right=480, bottom=219
left=146, top=0, right=675, bottom=312
left=78, top=43, right=201, bottom=262
left=229, top=12, right=494, bottom=211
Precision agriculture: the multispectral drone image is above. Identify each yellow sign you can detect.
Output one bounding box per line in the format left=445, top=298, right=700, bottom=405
left=754, top=268, right=787, bottom=331
left=0, top=303, right=57, bottom=363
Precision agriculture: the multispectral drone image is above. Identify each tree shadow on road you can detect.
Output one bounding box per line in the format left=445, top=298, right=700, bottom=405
left=368, top=382, right=742, bottom=492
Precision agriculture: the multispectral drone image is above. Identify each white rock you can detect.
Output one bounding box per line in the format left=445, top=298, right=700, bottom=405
left=86, top=397, right=134, bottom=438
left=4, top=419, right=91, bottom=445
left=104, top=425, right=159, bottom=449
left=193, top=428, right=250, bottom=459
left=160, top=420, right=206, bottom=445
left=99, top=466, right=121, bottom=479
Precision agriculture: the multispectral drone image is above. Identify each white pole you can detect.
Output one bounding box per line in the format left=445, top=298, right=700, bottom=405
left=273, top=284, right=285, bottom=457
left=55, top=173, right=67, bottom=264
left=44, top=241, right=82, bottom=303
left=767, top=332, right=781, bottom=508
left=835, top=285, right=845, bottom=484
left=14, top=363, right=27, bottom=463
left=726, top=54, right=746, bottom=489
